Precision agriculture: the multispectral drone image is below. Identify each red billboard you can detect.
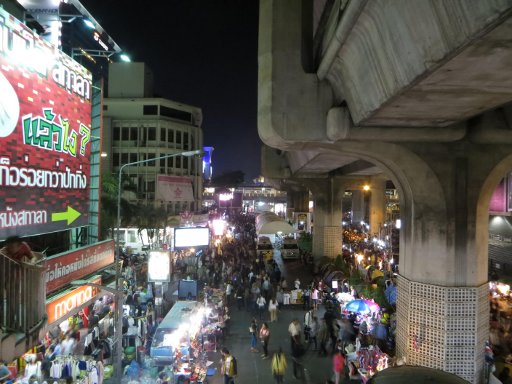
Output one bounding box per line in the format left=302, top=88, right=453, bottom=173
left=0, top=8, right=92, bottom=238
left=45, top=240, right=115, bottom=293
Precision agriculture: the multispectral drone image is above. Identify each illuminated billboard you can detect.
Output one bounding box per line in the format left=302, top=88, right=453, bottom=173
left=148, top=251, right=171, bottom=282
left=0, top=8, right=92, bottom=238
left=174, top=227, right=210, bottom=249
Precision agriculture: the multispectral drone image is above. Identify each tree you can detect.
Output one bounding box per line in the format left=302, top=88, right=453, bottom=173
left=99, top=173, right=137, bottom=240
left=210, top=170, right=245, bottom=188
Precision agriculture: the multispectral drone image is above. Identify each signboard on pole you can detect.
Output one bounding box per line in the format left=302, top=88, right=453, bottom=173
left=0, top=8, right=93, bottom=238
left=148, top=251, right=171, bottom=282
left=45, top=240, right=115, bottom=293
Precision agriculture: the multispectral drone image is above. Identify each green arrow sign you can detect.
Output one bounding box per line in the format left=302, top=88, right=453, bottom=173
left=51, top=206, right=81, bottom=225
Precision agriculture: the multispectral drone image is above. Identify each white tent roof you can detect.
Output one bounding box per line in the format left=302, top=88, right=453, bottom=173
left=256, top=212, right=294, bottom=235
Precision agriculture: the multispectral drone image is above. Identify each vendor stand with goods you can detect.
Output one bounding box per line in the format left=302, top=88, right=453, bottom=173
left=148, top=300, right=220, bottom=383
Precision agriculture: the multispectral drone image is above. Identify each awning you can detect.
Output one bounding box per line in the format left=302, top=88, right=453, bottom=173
left=256, top=212, right=294, bottom=235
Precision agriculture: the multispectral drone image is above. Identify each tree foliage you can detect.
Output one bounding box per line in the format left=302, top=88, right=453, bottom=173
left=210, top=170, right=245, bottom=188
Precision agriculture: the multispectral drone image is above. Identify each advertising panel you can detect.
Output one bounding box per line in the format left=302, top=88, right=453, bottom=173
left=148, top=251, right=171, bottom=282
left=46, top=276, right=102, bottom=325
left=174, top=227, right=209, bottom=248
left=156, top=175, right=194, bottom=202
left=45, top=240, right=115, bottom=293
left=0, top=8, right=93, bottom=238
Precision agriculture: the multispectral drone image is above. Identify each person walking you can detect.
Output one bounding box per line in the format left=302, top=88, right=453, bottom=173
left=259, top=322, right=271, bottom=359
left=220, top=347, right=237, bottom=384
left=318, top=318, right=329, bottom=356
left=250, top=318, right=259, bottom=352
left=309, top=316, right=319, bottom=350
left=271, top=347, right=287, bottom=384
left=332, top=348, right=346, bottom=384
left=268, top=297, right=278, bottom=322
left=256, top=294, right=266, bottom=320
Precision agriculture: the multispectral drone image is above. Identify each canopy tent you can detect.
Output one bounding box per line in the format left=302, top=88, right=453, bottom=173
left=256, top=212, right=294, bottom=235
left=367, top=366, right=470, bottom=384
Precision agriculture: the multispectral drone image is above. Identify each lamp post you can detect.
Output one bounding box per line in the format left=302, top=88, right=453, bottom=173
left=70, top=280, right=124, bottom=381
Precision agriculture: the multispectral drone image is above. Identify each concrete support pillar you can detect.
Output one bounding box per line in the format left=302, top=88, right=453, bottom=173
left=369, top=175, right=386, bottom=237
left=307, top=177, right=345, bottom=260
left=286, top=190, right=309, bottom=221
left=351, top=190, right=364, bottom=224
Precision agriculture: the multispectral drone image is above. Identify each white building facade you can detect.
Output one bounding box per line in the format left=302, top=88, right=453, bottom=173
left=103, top=63, right=204, bottom=214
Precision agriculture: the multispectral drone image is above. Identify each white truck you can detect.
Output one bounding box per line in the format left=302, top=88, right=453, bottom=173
left=280, top=237, right=300, bottom=260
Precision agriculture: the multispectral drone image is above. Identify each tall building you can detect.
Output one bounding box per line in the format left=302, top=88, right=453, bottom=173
left=103, top=62, right=204, bottom=215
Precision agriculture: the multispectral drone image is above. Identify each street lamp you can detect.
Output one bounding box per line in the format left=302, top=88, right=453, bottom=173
left=70, top=280, right=124, bottom=381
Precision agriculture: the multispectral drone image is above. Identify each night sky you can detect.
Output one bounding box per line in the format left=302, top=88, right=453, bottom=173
left=81, top=0, right=261, bottom=181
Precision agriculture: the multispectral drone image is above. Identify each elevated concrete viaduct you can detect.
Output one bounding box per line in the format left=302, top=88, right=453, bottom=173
left=258, top=1, right=512, bottom=382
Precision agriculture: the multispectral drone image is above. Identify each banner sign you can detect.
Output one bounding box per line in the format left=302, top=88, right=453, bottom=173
left=45, top=240, right=115, bottom=293
left=156, top=175, right=194, bottom=202
left=46, top=276, right=102, bottom=325
left=0, top=8, right=93, bottom=239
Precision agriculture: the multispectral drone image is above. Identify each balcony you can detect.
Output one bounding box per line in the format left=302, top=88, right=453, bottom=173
left=0, top=252, right=47, bottom=362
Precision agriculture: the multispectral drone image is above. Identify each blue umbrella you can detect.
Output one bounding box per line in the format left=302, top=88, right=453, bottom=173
left=344, top=299, right=380, bottom=314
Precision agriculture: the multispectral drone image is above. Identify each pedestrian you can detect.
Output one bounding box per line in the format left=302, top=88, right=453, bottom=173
left=332, top=347, right=346, bottom=384
left=311, top=286, right=319, bottom=310
left=235, top=285, right=244, bottom=310
left=250, top=318, right=259, bottom=352
left=288, top=319, right=301, bottom=352
left=256, top=294, right=266, bottom=320
left=268, top=297, right=278, bottom=322
left=225, top=282, right=233, bottom=306
left=303, top=286, right=311, bottom=310
left=309, top=316, right=319, bottom=350
left=220, top=347, right=237, bottom=384
left=318, top=318, right=329, bottom=356
left=271, top=347, right=287, bottom=383
left=259, top=322, right=270, bottom=359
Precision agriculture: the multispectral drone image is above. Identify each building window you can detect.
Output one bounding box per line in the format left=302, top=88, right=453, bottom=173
left=113, top=153, right=119, bottom=167
left=160, top=105, right=192, bottom=122
left=129, top=153, right=137, bottom=163
left=168, top=129, right=174, bottom=143
left=146, top=181, right=156, bottom=193
left=103, top=105, right=108, bottom=111
left=143, top=105, right=158, bottom=115
left=121, top=153, right=128, bottom=164
left=176, top=156, right=182, bottom=168
left=121, top=127, right=129, bottom=140
left=160, top=128, right=166, bottom=142
left=176, top=131, right=182, bottom=144
left=160, top=158, right=166, bottom=168
left=113, top=127, right=120, bottom=140
left=168, top=157, right=174, bottom=168
left=183, top=132, right=189, bottom=150
left=148, top=127, right=156, bottom=141
left=130, top=127, right=138, bottom=141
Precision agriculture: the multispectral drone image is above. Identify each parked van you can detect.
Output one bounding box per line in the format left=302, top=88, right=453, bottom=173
left=150, top=300, right=199, bottom=365
left=257, top=236, right=274, bottom=261
left=281, top=237, right=300, bottom=260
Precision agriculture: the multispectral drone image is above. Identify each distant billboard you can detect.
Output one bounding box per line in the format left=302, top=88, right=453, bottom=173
left=174, top=227, right=209, bottom=249
left=0, top=8, right=92, bottom=239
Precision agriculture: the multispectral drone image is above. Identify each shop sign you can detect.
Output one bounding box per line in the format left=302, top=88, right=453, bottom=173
left=45, top=240, right=114, bottom=293
left=0, top=7, right=92, bottom=239
left=46, top=277, right=101, bottom=324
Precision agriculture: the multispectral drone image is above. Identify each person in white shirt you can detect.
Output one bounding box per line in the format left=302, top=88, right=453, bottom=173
left=60, top=333, right=76, bottom=356
left=256, top=294, right=266, bottom=320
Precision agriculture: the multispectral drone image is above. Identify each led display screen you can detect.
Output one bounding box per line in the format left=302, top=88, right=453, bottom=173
left=0, top=8, right=92, bottom=238
left=174, top=227, right=210, bottom=248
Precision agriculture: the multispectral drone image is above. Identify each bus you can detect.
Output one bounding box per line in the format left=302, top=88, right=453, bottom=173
left=150, top=301, right=200, bottom=365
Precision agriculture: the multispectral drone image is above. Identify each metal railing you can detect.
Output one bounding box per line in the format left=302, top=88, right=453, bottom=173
left=0, top=252, right=46, bottom=333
